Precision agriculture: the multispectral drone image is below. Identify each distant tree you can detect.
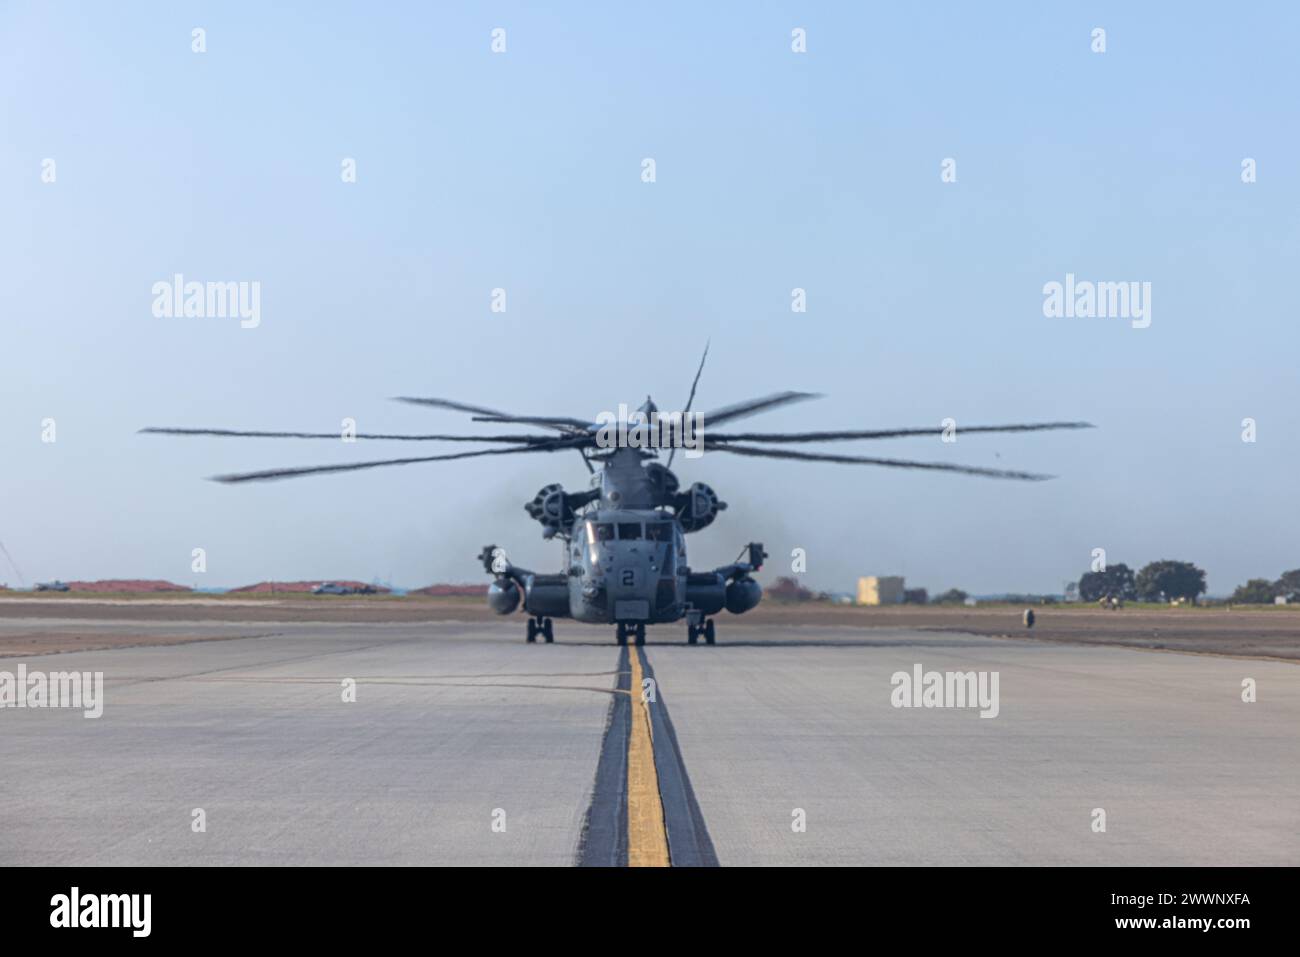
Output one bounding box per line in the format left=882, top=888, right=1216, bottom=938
left=1273, top=569, right=1300, bottom=602
left=932, top=588, right=969, bottom=605
left=903, top=587, right=929, bottom=605
left=1078, top=563, right=1137, bottom=602
left=1135, top=560, right=1207, bottom=604
left=1230, top=579, right=1276, bottom=604
left=767, top=576, right=813, bottom=602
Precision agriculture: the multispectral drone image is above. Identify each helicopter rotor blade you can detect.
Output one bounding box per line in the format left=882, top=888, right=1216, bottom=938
left=470, top=415, right=594, bottom=432
left=707, top=421, right=1095, bottom=444
left=393, top=397, right=589, bottom=433
left=708, top=442, right=1054, bottom=481
left=209, top=439, right=589, bottom=484
left=390, top=396, right=514, bottom=417
left=140, top=427, right=554, bottom=443
left=698, top=391, right=822, bottom=429
left=668, top=340, right=710, bottom=469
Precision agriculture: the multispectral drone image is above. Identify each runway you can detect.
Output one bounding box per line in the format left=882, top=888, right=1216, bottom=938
left=1, top=619, right=1296, bottom=866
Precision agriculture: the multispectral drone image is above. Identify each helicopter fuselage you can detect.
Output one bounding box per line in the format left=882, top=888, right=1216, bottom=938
left=482, top=447, right=763, bottom=641
left=487, top=507, right=759, bottom=626
left=569, top=509, right=687, bottom=624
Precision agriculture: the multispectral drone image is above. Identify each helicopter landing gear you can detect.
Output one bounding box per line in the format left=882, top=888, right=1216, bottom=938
left=615, top=622, right=645, bottom=646
left=687, top=619, right=716, bottom=645
left=527, top=616, right=553, bottom=644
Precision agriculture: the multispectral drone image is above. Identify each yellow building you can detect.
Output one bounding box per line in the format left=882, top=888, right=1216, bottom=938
left=857, top=576, right=905, bottom=606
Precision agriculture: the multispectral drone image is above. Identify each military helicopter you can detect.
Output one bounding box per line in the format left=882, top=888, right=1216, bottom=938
left=141, top=349, right=1091, bottom=645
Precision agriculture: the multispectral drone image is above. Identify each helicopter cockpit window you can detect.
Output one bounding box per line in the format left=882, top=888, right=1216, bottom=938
left=617, top=523, right=642, bottom=540
left=592, top=523, right=615, bottom=542
left=646, top=523, right=674, bottom=542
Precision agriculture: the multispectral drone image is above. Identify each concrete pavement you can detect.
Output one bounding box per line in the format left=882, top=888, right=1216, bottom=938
left=1, top=619, right=1295, bottom=865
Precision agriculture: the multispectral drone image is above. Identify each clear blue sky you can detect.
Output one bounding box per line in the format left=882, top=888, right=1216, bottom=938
left=2, top=2, right=1297, bottom=594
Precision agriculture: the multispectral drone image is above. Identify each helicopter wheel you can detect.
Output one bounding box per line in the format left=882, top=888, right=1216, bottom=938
left=634, top=623, right=646, bottom=646
left=542, top=618, right=554, bottom=643
left=703, top=619, right=716, bottom=646
left=687, top=624, right=698, bottom=645
left=526, top=619, right=538, bottom=643
left=616, top=623, right=628, bottom=646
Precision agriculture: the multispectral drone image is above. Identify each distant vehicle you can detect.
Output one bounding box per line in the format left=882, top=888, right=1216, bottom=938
left=35, top=581, right=70, bottom=592
left=312, top=582, right=352, bottom=595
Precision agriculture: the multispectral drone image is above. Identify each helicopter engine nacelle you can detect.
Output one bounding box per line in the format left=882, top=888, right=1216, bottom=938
left=487, top=578, right=520, bottom=615
left=524, top=485, right=599, bottom=537
left=674, top=482, right=726, bottom=533
left=725, top=576, right=762, bottom=614
left=525, top=484, right=575, bottom=537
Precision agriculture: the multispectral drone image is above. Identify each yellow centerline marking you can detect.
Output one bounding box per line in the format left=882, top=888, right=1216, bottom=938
left=626, top=647, right=670, bottom=867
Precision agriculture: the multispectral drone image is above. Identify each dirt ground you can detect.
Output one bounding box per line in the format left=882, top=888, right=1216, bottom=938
left=1, top=595, right=1298, bottom=661
left=769, top=603, right=1300, bottom=661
